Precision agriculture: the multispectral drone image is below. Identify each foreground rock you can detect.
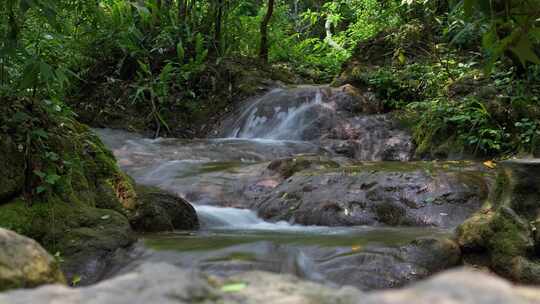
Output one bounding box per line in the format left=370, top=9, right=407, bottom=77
left=1, top=263, right=539, bottom=304
left=457, top=159, right=540, bottom=284
left=0, top=229, right=65, bottom=291
left=255, top=158, right=493, bottom=227
left=0, top=101, right=201, bottom=287
left=0, top=102, right=138, bottom=286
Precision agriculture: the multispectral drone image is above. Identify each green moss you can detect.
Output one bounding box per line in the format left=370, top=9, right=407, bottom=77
left=488, top=208, right=532, bottom=269
left=268, top=156, right=340, bottom=179
left=0, top=200, right=33, bottom=236
left=0, top=99, right=138, bottom=275
left=299, top=160, right=482, bottom=176
left=456, top=211, right=495, bottom=252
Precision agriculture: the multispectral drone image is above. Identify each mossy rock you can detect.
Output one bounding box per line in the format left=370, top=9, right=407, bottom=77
left=130, top=185, right=199, bottom=232
left=0, top=228, right=66, bottom=291
left=0, top=99, right=139, bottom=286
left=456, top=210, right=495, bottom=252
left=456, top=159, right=540, bottom=284
left=267, top=155, right=341, bottom=179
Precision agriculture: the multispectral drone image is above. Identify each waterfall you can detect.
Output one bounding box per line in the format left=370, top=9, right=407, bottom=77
left=222, top=86, right=336, bottom=140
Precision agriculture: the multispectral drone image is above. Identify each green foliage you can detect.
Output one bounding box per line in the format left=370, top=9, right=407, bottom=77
left=462, top=0, right=540, bottom=70
left=0, top=97, right=77, bottom=198
left=2, top=0, right=540, bottom=165
left=409, top=96, right=508, bottom=155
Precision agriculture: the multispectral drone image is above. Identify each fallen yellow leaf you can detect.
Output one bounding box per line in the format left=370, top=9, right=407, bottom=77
left=483, top=160, right=496, bottom=169
left=351, top=245, right=362, bottom=252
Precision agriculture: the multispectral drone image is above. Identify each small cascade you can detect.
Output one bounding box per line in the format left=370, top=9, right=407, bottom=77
left=224, top=86, right=336, bottom=140
left=195, top=205, right=328, bottom=231
left=214, top=85, right=414, bottom=161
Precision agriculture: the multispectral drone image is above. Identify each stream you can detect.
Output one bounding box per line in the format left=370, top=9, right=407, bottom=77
left=95, top=85, right=490, bottom=291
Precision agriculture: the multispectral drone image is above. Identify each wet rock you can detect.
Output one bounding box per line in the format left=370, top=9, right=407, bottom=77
left=313, top=237, right=460, bottom=291
left=2, top=263, right=540, bottom=304
left=457, top=159, right=540, bottom=284
left=255, top=161, right=492, bottom=227
left=130, top=185, right=199, bottom=232
left=362, top=267, right=540, bottom=304
left=54, top=206, right=136, bottom=286
left=338, top=84, right=383, bottom=114
left=213, top=85, right=414, bottom=161
left=0, top=115, right=140, bottom=287
left=320, top=114, right=414, bottom=161
left=266, top=155, right=340, bottom=179
left=0, top=228, right=65, bottom=291
left=126, top=231, right=459, bottom=291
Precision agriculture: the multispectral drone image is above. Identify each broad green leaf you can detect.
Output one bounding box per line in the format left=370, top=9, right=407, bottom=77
left=71, top=275, right=82, bottom=286
left=33, top=170, right=46, bottom=179
left=39, top=62, right=55, bottom=85
left=177, top=41, right=185, bottom=63
left=12, top=111, right=31, bottom=122
left=19, top=61, right=40, bottom=89
left=45, top=174, right=61, bottom=185
left=32, top=129, right=49, bottom=139
left=36, top=186, right=47, bottom=194
left=130, top=2, right=150, bottom=16
left=509, top=35, right=540, bottom=66
left=221, top=283, right=247, bottom=293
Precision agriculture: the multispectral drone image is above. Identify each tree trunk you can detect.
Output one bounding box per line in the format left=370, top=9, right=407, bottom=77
left=259, top=0, right=275, bottom=62
left=213, top=0, right=224, bottom=55
left=178, top=0, right=187, bottom=20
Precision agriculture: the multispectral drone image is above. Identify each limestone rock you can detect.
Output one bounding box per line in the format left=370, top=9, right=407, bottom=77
left=0, top=229, right=65, bottom=291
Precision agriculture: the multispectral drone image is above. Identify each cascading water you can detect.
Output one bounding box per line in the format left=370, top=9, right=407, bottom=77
left=227, top=87, right=333, bottom=140
left=95, top=85, right=458, bottom=291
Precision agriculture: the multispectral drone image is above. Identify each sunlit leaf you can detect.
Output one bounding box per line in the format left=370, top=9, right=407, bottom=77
left=483, top=160, right=496, bottom=169
left=221, top=283, right=247, bottom=293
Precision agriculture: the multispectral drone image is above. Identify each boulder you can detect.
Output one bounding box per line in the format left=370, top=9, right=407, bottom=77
left=457, top=159, right=540, bottom=284
left=130, top=185, right=199, bottom=232
left=362, top=267, right=540, bottom=304
left=213, top=85, right=414, bottom=161
left=1, top=263, right=539, bottom=304
left=0, top=100, right=139, bottom=287
left=0, top=228, right=65, bottom=291
left=255, top=160, right=492, bottom=227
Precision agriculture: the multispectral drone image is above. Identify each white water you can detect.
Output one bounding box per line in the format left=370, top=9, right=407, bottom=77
left=196, top=205, right=310, bottom=231
left=225, top=87, right=336, bottom=140
left=95, top=128, right=329, bottom=232
left=95, top=87, right=344, bottom=232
